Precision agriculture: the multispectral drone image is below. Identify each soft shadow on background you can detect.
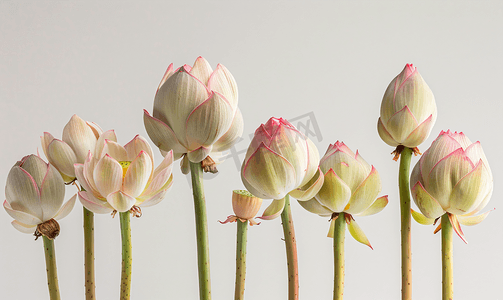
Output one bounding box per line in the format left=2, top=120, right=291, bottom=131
left=1, top=1, right=501, bottom=299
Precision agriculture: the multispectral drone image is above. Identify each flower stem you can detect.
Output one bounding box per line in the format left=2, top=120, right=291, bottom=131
left=333, top=213, right=346, bottom=300
left=43, top=236, right=61, bottom=300
left=119, top=212, right=132, bottom=300
left=398, top=147, right=413, bottom=300
left=280, top=195, right=299, bottom=300
left=235, top=220, right=248, bottom=300
left=189, top=161, right=212, bottom=300
left=441, top=214, right=453, bottom=300
left=83, top=207, right=95, bottom=300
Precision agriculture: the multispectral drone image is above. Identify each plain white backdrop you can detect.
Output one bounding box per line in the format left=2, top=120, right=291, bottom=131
left=1, top=1, right=502, bottom=299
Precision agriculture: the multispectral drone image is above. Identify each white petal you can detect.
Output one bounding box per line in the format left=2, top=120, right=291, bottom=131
left=93, top=155, right=123, bottom=197
left=3, top=200, right=42, bottom=225
left=39, top=164, right=65, bottom=220
left=122, top=151, right=153, bottom=198
left=54, top=194, right=77, bottom=220
left=62, top=115, right=98, bottom=163
left=47, top=139, right=78, bottom=178
left=78, top=191, right=113, bottom=214
left=12, top=220, right=37, bottom=234
left=106, top=191, right=137, bottom=213
left=5, top=165, right=43, bottom=219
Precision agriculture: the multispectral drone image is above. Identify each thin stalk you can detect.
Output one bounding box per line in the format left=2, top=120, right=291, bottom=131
left=398, top=147, right=413, bottom=300
left=189, top=161, right=212, bottom=300
left=83, top=207, right=95, bottom=300
left=235, top=220, right=248, bottom=300
left=43, top=236, right=61, bottom=300
left=280, top=195, right=299, bottom=300
left=333, top=213, right=346, bottom=300
left=441, top=214, right=453, bottom=300
left=119, top=212, right=132, bottom=300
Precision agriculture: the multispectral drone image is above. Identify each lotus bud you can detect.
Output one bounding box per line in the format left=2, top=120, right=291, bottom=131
left=298, top=142, right=388, bottom=247
left=220, top=190, right=263, bottom=226
left=410, top=130, right=493, bottom=242
left=3, top=155, right=77, bottom=239
left=75, top=134, right=174, bottom=215
left=377, top=64, right=437, bottom=150
left=41, top=114, right=104, bottom=183
left=144, top=57, right=244, bottom=173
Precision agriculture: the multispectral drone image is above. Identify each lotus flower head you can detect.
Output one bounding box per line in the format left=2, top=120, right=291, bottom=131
left=410, top=130, right=493, bottom=221
left=378, top=64, right=437, bottom=148
left=75, top=132, right=174, bottom=214
left=298, top=142, right=388, bottom=248
left=144, top=57, right=243, bottom=173
left=41, top=114, right=104, bottom=183
left=4, top=155, right=76, bottom=239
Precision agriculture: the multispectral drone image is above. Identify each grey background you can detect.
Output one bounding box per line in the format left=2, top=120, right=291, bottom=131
left=1, top=1, right=502, bottom=299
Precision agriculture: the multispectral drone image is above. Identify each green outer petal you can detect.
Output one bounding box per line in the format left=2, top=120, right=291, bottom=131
left=185, top=92, right=234, bottom=149
left=315, top=169, right=351, bottom=213
left=385, top=106, right=418, bottom=144
left=345, top=166, right=381, bottom=215
left=448, top=160, right=489, bottom=215
left=411, top=181, right=445, bottom=219
left=393, top=71, right=436, bottom=123
left=411, top=209, right=435, bottom=225
left=346, top=216, right=372, bottom=249
left=327, top=217, right=336, bottom=238
left=448, top=214, right=467, bottom=244
left=258, top=198, right=285, bottom=220
left=356, top=196, right=388, bottom=217
left=320, top=150, right=366, bottom=193
left=187, top=146, right=212, bottom=163
left=426, top=149, right=473, bottom=208
left=289, top=167, right=324, bottom=201
left=402, top=114, right=434, bottom=148
left=242, top=144, right=296, bottom=200
left=457, top=210, right=491, bottom=226
left=106, top=191, right=137, bottom=213
left=297, top=197, right=333, bottom=216
left=212, top=108, right=244, bottom=153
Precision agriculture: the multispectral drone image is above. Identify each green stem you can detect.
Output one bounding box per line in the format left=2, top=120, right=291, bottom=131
left=43, top=236, right=61, bottom=300
left=119, top=212, right=132, bottom=300
left=280, top=195, right=299, bottom=300
left=398, top=147, right=413, bottom=300
left=441, top=214, right=453, bottom=300
left=189, top=162, right=212, bottom=300
left=333, top=213, right=346, bottom=300
left=235, top=220, right=248, bottom=300
left=83, top=207, right=95, bottom=300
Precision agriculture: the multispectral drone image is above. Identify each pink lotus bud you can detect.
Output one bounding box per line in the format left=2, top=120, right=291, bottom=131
left=144, top=57, right=244, bottom=171
left=41, top=115, right=104, bottom=182
left=378, top=64, right=437, bottom=148
left=410, top=130, right=493, bottom=220
left=241, top=117, right=324, bottom=202
left=3, top=155, right=76, bottom=238
left=74, top=134, right=174, bottom=214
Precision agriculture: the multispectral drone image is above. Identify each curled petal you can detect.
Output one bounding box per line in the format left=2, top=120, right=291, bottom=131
left=143, top=150, right=174, bottom=197
left=377, top=117, right=399, bottom=147
left=187, top=146, right=212, bottom=163
left=346, top=216, right=373, bottom=249
left=78, top=191, right=113, bottom=214
left=138, top=186, right=171, bottom=208
left=4, top=200, right=42, bottom=226
left=185, top=92, right=234, bottom=149
left=356, top=196, right=388, bottom=217
left=212, top=108, right=244, bottom=153
left=345, top=166, right=381, bottom=215
left=242, top=143, right=296, bottom=200
left=448, top=160, right=491, bottom=215
left=448, top=214, right=467, bottom=244
left=315, top=169, right=351, bottom=213
left=144, top=110, right=187, bottom=159
left=93, top=155, right=123, bottom=197
left=180, top=155, right=190, bottom=175
left=86, top=121, right=103, bottom=138
left=402, top=114, right=434, bottom=148
left=258, top=198, right=285, bottom=220
left=411, top=209, right=435, bottom=225
left=53, top=194, right=77, bottom=220
left=39, top=164, right=65, bottom=220
left=289, top=167, right=324, bottom=201
left=5, top=166, right=43, bottom=219
left=62, top=115, right=98, bottom=163
left=411, top=181, right=445, bottom=219
left=457, top=210, right=491, bottom=226
left=297, top=198, right=333, bottom=216
left=47, top=139, right=78, bottom=178
left=122, top=151, right=153, bottom=198
left=207, top=63, right=238, bottom=110
left=106, top=191, right=137, bottom=213
left=11, top=220, right=37, bottom=234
